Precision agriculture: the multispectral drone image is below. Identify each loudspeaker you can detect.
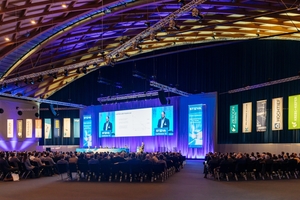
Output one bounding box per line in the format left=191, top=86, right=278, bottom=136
left=17, top=111, right=22, bottom=116
left=158, top=91, right=167, bottom=105
left=0, top=108, right=3, bottom=114
left=49, top=104, right=58, bottom=117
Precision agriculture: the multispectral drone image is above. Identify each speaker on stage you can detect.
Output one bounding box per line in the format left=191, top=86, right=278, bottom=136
left=158, top=91, right=167, bottom=105
left=49, top=104, right=58, bottom=117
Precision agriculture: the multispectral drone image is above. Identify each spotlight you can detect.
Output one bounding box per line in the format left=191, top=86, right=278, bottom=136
left=3, top=83, right=7, bottom=88
left=29, top=78, right=34, bottom=84
left=93, top=62, right=97, bottom=67
left=178, top=0, right=185, bottom=6
left=64, top=69, right=69, bottom=77
left=169, top=20, right=180, bottom=30
left=82, top=66, right=87, bottom=74
left=37, top=75, right=44, bottom=82
left=15, top=81, right=19, bottom=87
left=52, top=73, right=57, bottom=79
left=0, top=108, right=3, bottom=114
left=0, top=84, right=3, bottom=90
left=76, top=68, right=81, bottom=74
left=24, top=78, right=28, bottom=84
left=144, top=21, right=151, bottom=27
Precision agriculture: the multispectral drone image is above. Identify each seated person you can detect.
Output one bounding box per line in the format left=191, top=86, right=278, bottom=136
left=22, top=153, right=39, bottom=178
left=57, top=155, right=72, bottom=179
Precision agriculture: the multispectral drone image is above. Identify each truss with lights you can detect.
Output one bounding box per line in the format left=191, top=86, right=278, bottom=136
left=0, top=92, right=86, bottom=108
left=97, top=90, right=160, bottom=103
left=228, top=75, right=300, bottom=94
left=150, top=81, right=190, bottom=97
left=0, top=0, right=207, bottom=85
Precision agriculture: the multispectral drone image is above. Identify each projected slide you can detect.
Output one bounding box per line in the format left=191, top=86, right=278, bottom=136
left=99, top=106, right=173, bottom=137
left=188, top=104, right=203, bottom=148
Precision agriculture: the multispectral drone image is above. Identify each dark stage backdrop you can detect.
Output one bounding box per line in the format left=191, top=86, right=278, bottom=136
left=80, top=93, right=217, bottom=158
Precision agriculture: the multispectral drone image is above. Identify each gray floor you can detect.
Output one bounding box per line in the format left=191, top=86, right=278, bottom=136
left=0, top=160, right=298, bottom=200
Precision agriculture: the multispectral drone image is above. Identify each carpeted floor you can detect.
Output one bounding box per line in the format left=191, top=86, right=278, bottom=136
left=0, top=160, right=298, bottom=200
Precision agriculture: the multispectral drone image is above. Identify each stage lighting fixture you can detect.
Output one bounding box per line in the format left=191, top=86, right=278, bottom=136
left=82, top=66, right=87, bottom=74
left=18, top=110, right=22, bottom=116
left=15, top=81, right=19, bottom=87
left=191, top=8, right=204, bottom=19
left=52, top=73, right=57, bottom=79
left=144, top=21, right=151, bottom=27
left=64, top=69, right=69, bottom=77
left=93, top=62, right=97, bottom=67
left=0, top=108, right=3, bottom=114
left=37, top=75, right=44, bottom=82
left=76, top=68, right=81, bottom=74
left=29, top=78, right=34, bottom=85
left=178, top=0, right=185, bottom=6
left=35, top=113, right=39, bottom=118
left=3, top=83, right=7, bottom=88
left=169, top=20, right=180, bottom=30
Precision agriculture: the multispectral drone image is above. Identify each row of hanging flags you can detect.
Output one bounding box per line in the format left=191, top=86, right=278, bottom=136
left=229, top=95, right=300, bottom=133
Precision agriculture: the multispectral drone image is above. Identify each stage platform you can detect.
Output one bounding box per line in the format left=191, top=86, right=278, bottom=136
left=76, top=147, right=129, bottom=153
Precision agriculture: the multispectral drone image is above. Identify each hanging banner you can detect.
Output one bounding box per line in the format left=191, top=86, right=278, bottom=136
left=26, top=119, right=33, bottom=138
left=73, top=118, right=80, bottom=138
left=35, top=119, right=42, bottom=138
left=44, top=118, right=52, bottom=139
left=242, top=102, right=252, bottom=133
left=256, top=100, right=267, bottom=132
left=188, top=104, right=203, bottom=148
left=83, top=115, right=92, bottom=147
left=54, top=119, right=60, bottom=137
left=17, top=119, right=23, bottom=138
left=63, top=118, right=71, bottom=138
left=288, top=95, right=300, bottom=129
left=272, top=97, right=283, bottom=130
left=229, top=105, right=238, bottom=133
left=7, top=119, right=13, bottom=138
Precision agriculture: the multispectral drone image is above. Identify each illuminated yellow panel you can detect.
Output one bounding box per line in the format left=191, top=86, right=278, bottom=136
left=234, top=21, right=252, bottom=25
left=190, top=25, right=205, bottom=29
left=228, top=14, right=245, bottom=18
left=244, top=34, right=258, bottom=37
left=198, top=31, right=213, bottom=35
left=81, top=54, right=93, bottom=60
left=157, top=32, right=168, bottom=36
left=255, top=17, right=276, bottom=20
left=260, top=24, right=278, bottom=27
left=265, top=30, right=283, bottom=33
left=239, top=28, right=257, bottom=31
left=284, top=21, right=300, bottom=24
left=207, top=20, right=227, bottom=23
left=214, top=26, right=232, bottom=29
left=280, top=13, right=300, bottom=17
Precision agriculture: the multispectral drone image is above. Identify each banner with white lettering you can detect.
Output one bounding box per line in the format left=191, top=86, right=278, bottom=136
left=229, top=105, right=238, bottom=133
left=243, top=102, right=252, bottom=133
left=7, top=119, right=13, bottom=138
left=63, top=118, right=71, bottom=138
left=26, top=119, right=33, bottom=138
left=35, top=119, right=42, bottom=138
left=288, top=95, right=300, bottom=129
left=257, top=100, right=267, bottom=132
left=272, top=97, right=283, bottom=130
left=17, top=119, right=23, bottom=138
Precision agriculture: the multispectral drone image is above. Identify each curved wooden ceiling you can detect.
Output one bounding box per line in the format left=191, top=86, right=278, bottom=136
left=0, top=0, right=300, bottom=100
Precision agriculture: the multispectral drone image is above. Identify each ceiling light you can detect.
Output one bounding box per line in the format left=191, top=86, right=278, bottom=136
left=62, top=3, right=67, bottom=8
left=30, top=20, right=36, bottom=25
left=5, top=37, right=10, bottom=41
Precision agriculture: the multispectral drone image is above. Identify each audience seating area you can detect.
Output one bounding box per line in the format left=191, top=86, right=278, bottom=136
left=0, top=151, right=186, bottom=183
left=204, top=152, right=300, bottom=181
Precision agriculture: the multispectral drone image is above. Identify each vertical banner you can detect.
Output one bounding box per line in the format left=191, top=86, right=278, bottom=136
left=26, top=119, right=33, bottom=138
left=17, top=119, right=23, bottom=138
left=242, top=102, right=252, bottom=133
left=73, top=118, right=80, bottom=138
left=7, top=119, right=13, bottom=138
left=188, top=104, right=203, bottom=148
left=229, top=105, right=238, bottom=133
left=44, top=118, right=52, bottom=139
left=35, top=119, right=42, bottom=138
left=288, top=95, right=300, bottom=129
left=63, top=118, right=71, bottom=138
left=83, top=115, right=92, bottom=147
left=272, top=97, right=283, bottom=130
left=54, top=119, right=60, bottom=137
left=257, top=100, right=267, bottom=132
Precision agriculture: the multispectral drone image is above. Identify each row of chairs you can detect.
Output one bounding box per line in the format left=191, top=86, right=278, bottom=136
left=208, top=159, right=300, bottom=181
left=57, top=161, right=180, bottom=182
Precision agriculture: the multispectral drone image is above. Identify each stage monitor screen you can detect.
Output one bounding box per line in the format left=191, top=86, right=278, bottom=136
left=99, top=106, right=173, bottom=137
